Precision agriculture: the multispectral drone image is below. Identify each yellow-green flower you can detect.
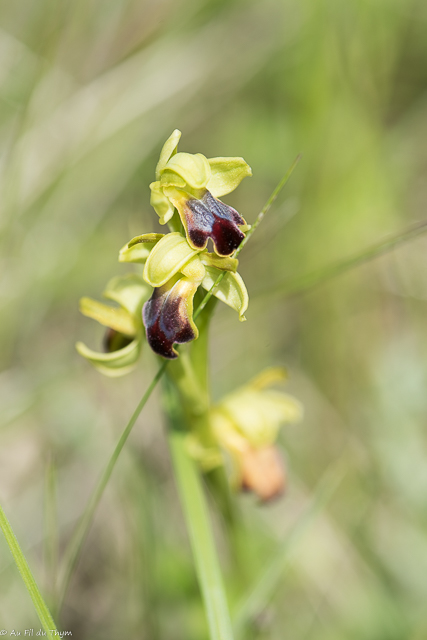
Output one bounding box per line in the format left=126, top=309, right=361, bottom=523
left=210, top=368, right=303, bottom=501
left=76, top=274, right=149, bottom=376
left=119, top=231, right=248, bottom=359
left=150, top=130, right=252, bottom=257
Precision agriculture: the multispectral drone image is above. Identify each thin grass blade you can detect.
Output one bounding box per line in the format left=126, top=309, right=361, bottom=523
left=258, top=218, right=427, bottom=301
left=56, top=360, right=168, bottom=612
left=194, top=155, right=301, bottom=319
left=0, top=502, right=58, bottom=638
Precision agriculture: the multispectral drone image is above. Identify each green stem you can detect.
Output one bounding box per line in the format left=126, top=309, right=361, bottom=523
left=0, top=502, right=58, bottom=637
left=164, top=293, right=236, bottom=640
left=170, top=429, right=235, bottom=640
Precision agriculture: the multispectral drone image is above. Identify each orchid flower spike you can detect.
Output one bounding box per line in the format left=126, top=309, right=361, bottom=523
left=210, top=368, right=303, bottom=501
left=76, top=274, right=149, bottom=376
left=150, top=130, right=252, bottom=257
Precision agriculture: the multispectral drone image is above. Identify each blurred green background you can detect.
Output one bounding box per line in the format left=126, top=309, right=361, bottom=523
left=1, top=0, right=427, bottom=637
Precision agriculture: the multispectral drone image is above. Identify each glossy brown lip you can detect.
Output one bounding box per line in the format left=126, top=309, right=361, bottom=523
left=142, top=277, right=198, bottom=359
left=183, top=190, right=246, bottom=256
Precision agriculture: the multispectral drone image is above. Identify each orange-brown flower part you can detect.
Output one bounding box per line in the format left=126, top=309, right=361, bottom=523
left=239, top=445, right=286, bottom=502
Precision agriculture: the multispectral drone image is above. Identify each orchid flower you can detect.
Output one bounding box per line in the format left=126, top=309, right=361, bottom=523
left=210, top=368, right=303, bottom=501
left=119, top=231, right=248, bottom=359
left=149, top=130, right=252, bottom=257
left=76, top=274, right=149, bottom=376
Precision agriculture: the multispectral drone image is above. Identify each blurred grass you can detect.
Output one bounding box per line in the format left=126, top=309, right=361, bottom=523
left=1, top=0, right=427, bottom=637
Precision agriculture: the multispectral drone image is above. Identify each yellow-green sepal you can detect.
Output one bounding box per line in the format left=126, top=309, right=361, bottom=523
left=150, top=181, right=175, bottom=225
left=201, top=266, right=249, bottom=320
left=103, top=273, right=150, bottom=317
left=155, top=129, right=181, bottom=180
left=160, top=152, right=211, bottom=190
left=79, top=297, right=136, bottom=336
left=143, top=232, right=203, bottom=287
left=75, top=338, right=142, bottom=377
left=119, top=233, right=164, bottom=263
left=207, top=157, right=252, bottom=197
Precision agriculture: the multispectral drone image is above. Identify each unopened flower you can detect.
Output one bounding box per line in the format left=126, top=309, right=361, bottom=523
left=150, top=130, right=252, bottom=257
left=76, top=274, right=149, bottom=376
left=210, top=368, right=302, bottom=501
left=119, top=232, right=248, bottom=359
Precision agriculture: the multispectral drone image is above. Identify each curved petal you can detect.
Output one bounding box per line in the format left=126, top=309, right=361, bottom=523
left=150, top=181, right=175, bottom=225
left=155, top=129, right=181, bottom=180
left=166, top=188, right=246, bottom=257
left=119, top=233, right=164, bottom=263
left=76, top=337, right=142, bottom=377
left=142, top=276, right=198, bottom=359
left=79, top=297, right=136, bottom=336
left=143, top=232, right=202, bottom=287
left=207, top=157, right=252, bottom=197
left=161, top=152, right=211, bottom=190
left=200, top=252, right=238, bottom=272
left=103, top=274, right=150, bottom=317
left=201, top=266, right=248, bottom=320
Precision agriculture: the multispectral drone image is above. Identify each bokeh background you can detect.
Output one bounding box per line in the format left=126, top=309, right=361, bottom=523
left=1, top=0, right=427, bottom=637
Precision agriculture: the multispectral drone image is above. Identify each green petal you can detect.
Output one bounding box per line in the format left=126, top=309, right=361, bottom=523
left=150, top=181, right=175, bottom=225
left=103, top=273, right=150, bottom=317
left=200, top=252, right=238, bottom=272
left=143, top=232, right=202, bottom=287
left=79, top=297, right=136, bottom=336
left=180, top=255, right=206, bottom=282
left=161, top=152, right=211, bottom=190
left=201, top=266, right=248, bottom=320
left=76, top=338, right=142, bottom=377
left=155, top=129, right=181, bottom=180
left=207, top=157, right=252, bottom=197
left=119, top=233, right=164, bottom=263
